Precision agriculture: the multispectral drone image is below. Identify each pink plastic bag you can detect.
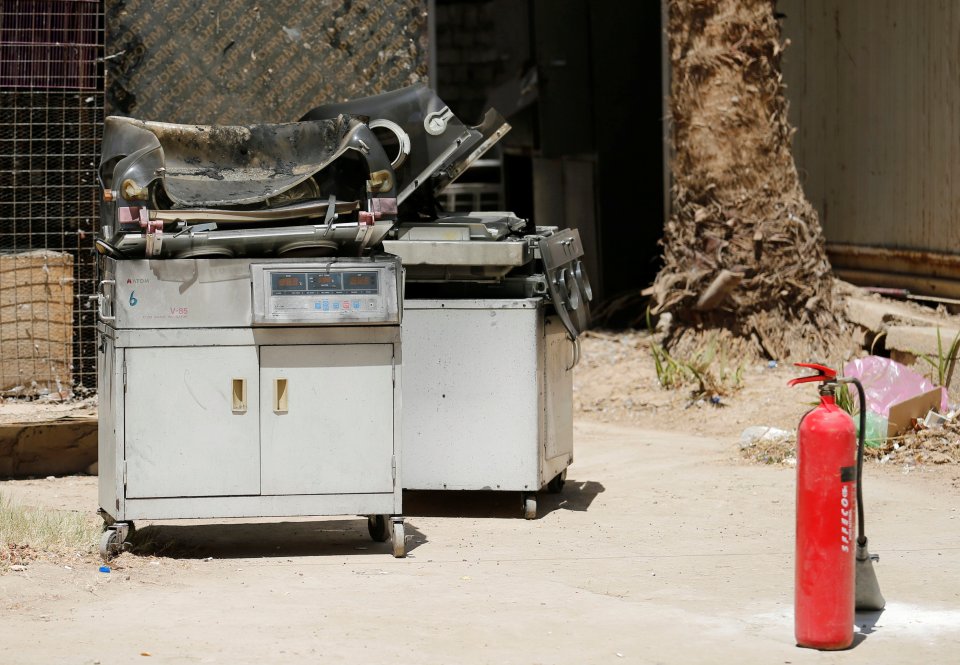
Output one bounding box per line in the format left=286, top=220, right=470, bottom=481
left=843, top=356, right=947, bottom=416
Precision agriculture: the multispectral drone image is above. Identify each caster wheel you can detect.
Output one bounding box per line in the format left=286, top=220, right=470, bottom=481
left=99, top=529, right=122, bottom=561
left=368, top=515, right=389, bottom=542
left=391, top=521, right=406, bottom=558
left=547, top=469, right=567, bottom=494
left=523, top=493, right=537, bottom=520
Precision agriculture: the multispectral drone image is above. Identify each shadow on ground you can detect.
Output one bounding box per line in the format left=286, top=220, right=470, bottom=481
left=538, top=480, right=606, bottom=516
left=119, top=480, right=605, bottom=558
left=851, top=609, right=885, bottom=647
left=403, top=479, right=605, bottom=519
left=126, top=517, right=426, bottom=560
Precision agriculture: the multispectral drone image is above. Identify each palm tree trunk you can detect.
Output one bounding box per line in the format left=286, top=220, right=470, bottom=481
left=654, top=0, right=843, bottom=360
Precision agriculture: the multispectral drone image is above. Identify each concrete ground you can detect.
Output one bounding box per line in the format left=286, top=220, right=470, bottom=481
left=1, top=419, right=959, bottom=664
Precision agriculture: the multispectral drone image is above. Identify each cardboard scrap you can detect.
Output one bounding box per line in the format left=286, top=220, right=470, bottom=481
left=887, top=387, right=943, bottom=438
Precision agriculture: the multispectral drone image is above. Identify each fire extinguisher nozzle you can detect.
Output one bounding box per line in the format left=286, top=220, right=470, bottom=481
left=855, top=538, right=886, bottom=612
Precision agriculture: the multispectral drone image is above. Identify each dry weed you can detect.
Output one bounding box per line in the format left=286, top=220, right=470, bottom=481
left=0, top=492, right=98, bottom=572
left=867, top=422, right=960, bottom=466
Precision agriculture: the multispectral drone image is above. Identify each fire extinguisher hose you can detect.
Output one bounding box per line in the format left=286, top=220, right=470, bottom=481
left=841, top=376, right=886, bottom=611
left=842, top=377, right=868, bottom=545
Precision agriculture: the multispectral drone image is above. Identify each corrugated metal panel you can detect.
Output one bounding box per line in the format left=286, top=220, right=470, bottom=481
left=781, top=0, right=960, bottom=255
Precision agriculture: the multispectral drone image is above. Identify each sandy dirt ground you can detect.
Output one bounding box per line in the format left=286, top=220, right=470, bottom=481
left=574, top=330, right=811, bottom=440
left=2, top=333, right=959, bottom=662
left=0, top=398, right=97, bottom=425
left=1, top=415, right=959, bottom=664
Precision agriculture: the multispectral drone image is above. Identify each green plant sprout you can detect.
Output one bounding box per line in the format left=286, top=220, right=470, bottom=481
left=918, top=327, right=960, bottom=388
left=645, top=308, right=743, bottom=398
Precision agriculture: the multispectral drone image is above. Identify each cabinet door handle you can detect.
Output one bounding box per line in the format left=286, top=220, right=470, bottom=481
left=274, top=378, right=288, bottom=412
left=232, top=378, right=247, bottom=412
left=88, top=279, right=116, bottom=322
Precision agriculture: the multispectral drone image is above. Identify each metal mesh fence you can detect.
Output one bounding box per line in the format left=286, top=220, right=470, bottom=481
left=0, top=0, right=103, bottom=397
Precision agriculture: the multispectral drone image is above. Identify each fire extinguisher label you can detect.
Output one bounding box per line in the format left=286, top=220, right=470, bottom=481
left=840, top=483, right=854, bottom=552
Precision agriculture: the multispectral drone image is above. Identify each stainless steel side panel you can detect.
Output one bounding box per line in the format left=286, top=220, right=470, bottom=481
left=122, top=493, right=397, bottom=520
left=542, top=316, right=574, bottom=471
left=112, top=326, right=401, bottom=348
left=401, top=299, right=543, bottom=491
left=96, top=324, right=121, bottom=516
left=109, top=258, right=255, bottom=328
left=382, top=239, right=530, bottom=266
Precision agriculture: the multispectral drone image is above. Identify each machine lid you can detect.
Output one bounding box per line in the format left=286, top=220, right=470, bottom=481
left=101, top=115, right=364, bottom=207
left=301, top=84, right=511, bottom=205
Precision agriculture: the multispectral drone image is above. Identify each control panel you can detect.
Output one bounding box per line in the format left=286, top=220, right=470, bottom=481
left=251, top=260, right=401, bottom=325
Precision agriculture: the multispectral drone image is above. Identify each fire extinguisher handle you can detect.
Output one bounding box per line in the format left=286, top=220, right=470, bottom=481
left=787, top=362, right=837, bottom=386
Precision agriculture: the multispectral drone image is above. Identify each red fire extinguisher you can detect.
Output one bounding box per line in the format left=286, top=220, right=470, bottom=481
left=788, top=362, right=883, bottom=650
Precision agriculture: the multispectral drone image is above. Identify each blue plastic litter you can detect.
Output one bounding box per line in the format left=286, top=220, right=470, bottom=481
left=768, top=360, right=778, bottom=369
left=99, top=566, right=110, bottom=573
left=710, top=395, right=721, bottom=405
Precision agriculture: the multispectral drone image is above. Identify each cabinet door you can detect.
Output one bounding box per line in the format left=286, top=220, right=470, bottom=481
left=260, top=344, right=394, bottom=495
left=124, top=346, right=260, bottom=498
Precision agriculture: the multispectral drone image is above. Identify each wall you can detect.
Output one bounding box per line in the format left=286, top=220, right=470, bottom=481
left=780, top=0, right=960, bottom=255
left=105, top=0, right=428, bottom=123
left=0, top=0, right=103, bottom=395
left=434, top=0, right=665, bottom=302
left=434, top=0, right=508, bottom=125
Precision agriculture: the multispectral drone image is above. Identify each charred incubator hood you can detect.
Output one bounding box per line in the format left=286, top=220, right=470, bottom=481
left=95, top=85, right=592, bottom=532
left=97, top=83, right=592, bottom=338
